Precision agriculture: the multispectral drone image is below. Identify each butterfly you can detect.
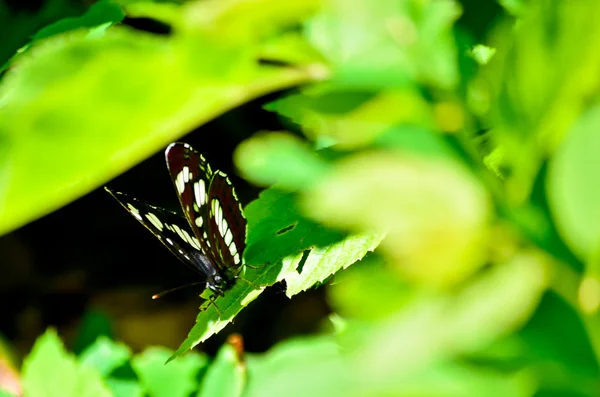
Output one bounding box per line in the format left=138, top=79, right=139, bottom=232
left=105, top=142, right=247, bottom=306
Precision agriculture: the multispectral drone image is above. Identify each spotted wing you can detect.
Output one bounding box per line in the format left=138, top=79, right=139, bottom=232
left=165, top=142, right=214, bottom=257
left=206, top=171, right=247, bottom=268
left=104, top=187, right=209, bottom=275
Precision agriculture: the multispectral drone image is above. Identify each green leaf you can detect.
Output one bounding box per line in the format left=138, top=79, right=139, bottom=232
left=171, top=188, right=346, bottom=359
left=305, top=0, right=460, bottom=89
left=0, top=390, right=18, bottom=397
left=328, top=258, right=414, bottom=321
left=72, top=310, right=114, bottom=355
left=479, top=0, right=600, bottom=202
left=196, top=342, right=245, bottom=397
left=547, top=104, right=600, bottom=263
left=244, top=332, right=534, bottom=397
left=499, top=0, right=526, bottom=16
left=22, top=329, right=111, bottom=397
left=244, top=336, right=349, bottom=397
left=105, top=378, right=144, bottom=397
left=132, top=347, right=207, bottom=397
left=470, top=44, right=496, bottom=65
left=234, top=132, right=329, bottom=190
left=80, top=337, right=132, bottom=377
left=0, top=0, right=322, bottom=236
left=0, top=0, right=85, bottom=69
left=303, top=151, right=491, bottom=287
left=352, top=251, right=549, bottom=377
left=32, top=0, right=124, bottom=42
left=367, top=361, right=535, bottom=397
left=284, top=231, right=384, bottom=297
left=244, top=188, right=346, bottom=267
left=520, top=292, right=600, bottom=391
left=264, top=87, right=434, bottom=148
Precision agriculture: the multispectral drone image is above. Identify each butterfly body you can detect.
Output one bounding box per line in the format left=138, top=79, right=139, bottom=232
left=188, top=251, right=230, bottom=297
left=105, top=142, right=246, bottom=302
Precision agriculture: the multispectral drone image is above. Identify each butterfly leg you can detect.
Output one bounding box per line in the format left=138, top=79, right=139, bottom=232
left=200, top=294, right=223, bottom=318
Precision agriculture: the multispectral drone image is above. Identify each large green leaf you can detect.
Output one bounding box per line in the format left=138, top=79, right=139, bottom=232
left=79, top=337, right=132, bottom=378
left=303, top=151, right=491, bottom=288
left=0, top=0, right=323, bottom=236
left=170, top=187, right=360, bottom=359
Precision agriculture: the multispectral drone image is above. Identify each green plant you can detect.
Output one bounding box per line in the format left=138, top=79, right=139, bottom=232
left=2, top=0, right=600, bottom=396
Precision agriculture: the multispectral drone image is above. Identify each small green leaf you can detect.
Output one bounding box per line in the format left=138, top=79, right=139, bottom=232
left=264, top=88, right=433, bottom=148
left=80, top=337, right=132, bottom=377
left=547, top=104, right=600, bottom=263
left=470, top=44, right=496, bottom=65
left=132, top=347, right=207, bottom=397
left=305, top=0, right=460, bottom=88
left=22, top=329, right=111, bottom=397
left=284, top=231, right=384, bottom=297
left=0, top=389, right=18, bottom=397
left=32, top=0, right=125, bottom=42
left=72, top=310, right=114, bottom=355
left=196, top=342, right=245, bottom=397
left=105, top=378, right=144, bottom=397
left=234, top=132, right=329, bottom=190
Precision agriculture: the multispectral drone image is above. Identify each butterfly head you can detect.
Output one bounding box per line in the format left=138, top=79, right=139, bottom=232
left=207, top=273, right=228, bottom=297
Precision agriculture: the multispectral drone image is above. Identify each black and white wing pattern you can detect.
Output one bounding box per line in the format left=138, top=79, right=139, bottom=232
left=165, top=143, right=246, bottom=270
left=106, top=141, right=248, bottom=298
left=165, top=143, right=215, bottom=256
left=206, top=171, right=246, bottom=268
left=104, top=188, right=208, bottom=274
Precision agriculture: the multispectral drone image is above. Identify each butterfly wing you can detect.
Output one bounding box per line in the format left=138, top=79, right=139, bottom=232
left=206, top=171, right=247, bottom=268
left=165, top=142, right=215, bottom=257
left=105, top=187, right=211, bottom=276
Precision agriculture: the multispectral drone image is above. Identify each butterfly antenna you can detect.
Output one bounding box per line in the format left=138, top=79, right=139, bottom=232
left=152, top=282, right=206, bottom=300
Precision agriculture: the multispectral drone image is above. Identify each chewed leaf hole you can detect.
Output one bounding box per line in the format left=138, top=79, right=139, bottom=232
left=296, top=249, right=311, bottom=274
left=276, top=222, right=297, bottom=235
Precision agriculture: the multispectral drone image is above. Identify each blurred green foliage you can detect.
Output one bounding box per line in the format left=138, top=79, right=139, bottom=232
left=2, top=0, right=600, bottom=396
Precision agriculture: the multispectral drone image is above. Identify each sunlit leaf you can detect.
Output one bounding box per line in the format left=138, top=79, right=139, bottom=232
left=304, top=151, right=491, bottom=287
left=478, top=0, right=600, bottom=202
left=306, top=0, right=460, bottom=89
left=0, top=0, right=323, bottom=236
left=197, top=340, right=245, bottom=397
left=22, top=329, right=111, bottom=397
left=171, top=187, right=346, bottom=359
left=284, top=231, right=384, bottom=297
left=80, top=337, right=131, bottom=377
left=547, top=104, right=600, bottom=263
left=132, top=347, right=207, bottom=397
